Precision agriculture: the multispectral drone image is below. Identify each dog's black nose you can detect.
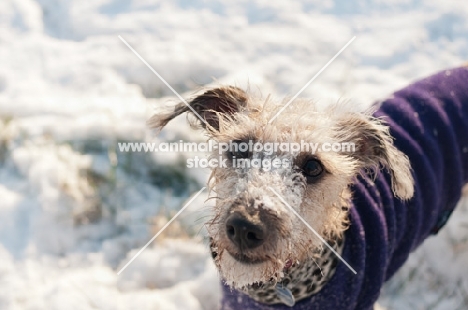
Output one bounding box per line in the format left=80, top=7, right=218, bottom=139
left=226, top=213, right=266, bottom=249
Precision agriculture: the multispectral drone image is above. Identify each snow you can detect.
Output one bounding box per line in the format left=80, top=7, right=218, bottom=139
left=0, top=0, right=467, bottom=309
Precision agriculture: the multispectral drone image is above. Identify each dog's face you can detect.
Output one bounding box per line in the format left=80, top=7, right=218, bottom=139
left=149, top=86, right=414, bottom=289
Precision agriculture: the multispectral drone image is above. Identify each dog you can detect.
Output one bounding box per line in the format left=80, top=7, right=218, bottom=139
left=149, top=66, right=468, bottom=309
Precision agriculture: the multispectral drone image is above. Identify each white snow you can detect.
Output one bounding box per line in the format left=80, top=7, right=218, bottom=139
left=0, top=0, right=467, bottom=309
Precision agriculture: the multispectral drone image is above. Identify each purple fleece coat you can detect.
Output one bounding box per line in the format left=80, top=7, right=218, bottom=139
left=221, top=66, right=468, bottom=310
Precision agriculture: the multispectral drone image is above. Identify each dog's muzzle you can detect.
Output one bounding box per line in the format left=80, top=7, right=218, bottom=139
left=226, top=211, right=267, bottom=250
left=221, top=202, right=286, bottom=264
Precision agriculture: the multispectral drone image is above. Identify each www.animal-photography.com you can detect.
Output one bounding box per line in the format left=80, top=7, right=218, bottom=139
left=1, top=1, right=467, bottom=310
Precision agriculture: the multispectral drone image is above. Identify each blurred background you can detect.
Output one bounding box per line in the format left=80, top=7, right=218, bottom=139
left=0, top=0, right=467, bottom=309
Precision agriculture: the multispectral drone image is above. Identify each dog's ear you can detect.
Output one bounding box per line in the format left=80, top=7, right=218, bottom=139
left=147, top=86, right=248, bottom=132
left=335, top=113, right=414, bottom=200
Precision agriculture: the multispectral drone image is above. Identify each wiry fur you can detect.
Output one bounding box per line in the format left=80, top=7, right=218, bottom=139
left=148, top=86, right=414, bottom=292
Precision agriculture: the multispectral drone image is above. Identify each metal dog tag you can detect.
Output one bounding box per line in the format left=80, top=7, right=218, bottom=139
left=275, top=283, right=295, bottom=307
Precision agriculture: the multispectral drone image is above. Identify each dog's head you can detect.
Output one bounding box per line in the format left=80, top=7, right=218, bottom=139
left=149, top=86, right=414, bottom=289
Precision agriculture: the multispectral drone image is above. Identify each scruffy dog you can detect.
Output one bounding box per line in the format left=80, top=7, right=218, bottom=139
left=149, top=67, right=468, bottom=309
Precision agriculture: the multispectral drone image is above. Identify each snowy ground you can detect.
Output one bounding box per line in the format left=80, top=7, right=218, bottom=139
left=0, top=0, right=468, bottom=309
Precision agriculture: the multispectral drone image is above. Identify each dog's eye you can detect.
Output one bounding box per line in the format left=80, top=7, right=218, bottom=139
left=228, top=140, right=250, bottom=159
left=302, top=159, right=323, bottom=178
